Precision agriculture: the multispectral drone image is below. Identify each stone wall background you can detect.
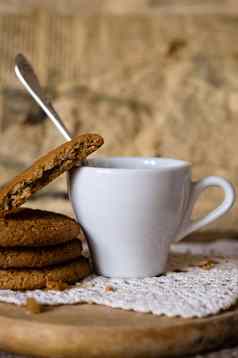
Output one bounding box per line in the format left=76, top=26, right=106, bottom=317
left=0, top=1, right=238, bottom=233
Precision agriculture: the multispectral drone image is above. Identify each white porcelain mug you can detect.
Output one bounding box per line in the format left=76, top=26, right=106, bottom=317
left=68, top=157, right=236, bottom=278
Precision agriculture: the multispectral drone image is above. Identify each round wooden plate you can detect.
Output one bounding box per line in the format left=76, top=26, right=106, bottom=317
left=0, top=302, right=237, bottom=357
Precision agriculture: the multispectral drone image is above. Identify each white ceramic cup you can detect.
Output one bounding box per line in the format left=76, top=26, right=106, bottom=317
left=68, top=157, right=236, bottom=278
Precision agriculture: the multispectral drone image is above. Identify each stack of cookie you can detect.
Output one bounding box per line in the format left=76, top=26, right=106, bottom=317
left=0, top=133, right=104, bottom=290
left=0, top=208, right=90, bottom=290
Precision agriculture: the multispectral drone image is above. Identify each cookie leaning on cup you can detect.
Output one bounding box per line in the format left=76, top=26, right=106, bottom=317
left=0, top=133, right=103, bottom=216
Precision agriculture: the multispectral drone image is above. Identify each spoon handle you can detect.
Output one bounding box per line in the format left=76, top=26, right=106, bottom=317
left=15, top=54, right=72, bottom=141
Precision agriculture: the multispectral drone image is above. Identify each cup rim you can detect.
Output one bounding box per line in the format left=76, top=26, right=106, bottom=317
left=78, top=156, right=191, bottom=172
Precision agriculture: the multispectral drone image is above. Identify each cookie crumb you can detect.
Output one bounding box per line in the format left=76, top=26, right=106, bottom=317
left=46, top=280, right=69, bottom=291
left=196, top=259, right=218, bottom=270
left=25, top=298, right=42, bottom=314
left=105, top=285, right=116, bottom=292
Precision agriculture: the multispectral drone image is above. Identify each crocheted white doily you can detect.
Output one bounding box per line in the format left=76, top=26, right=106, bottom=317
left=0, top=253, right=238, bottom=318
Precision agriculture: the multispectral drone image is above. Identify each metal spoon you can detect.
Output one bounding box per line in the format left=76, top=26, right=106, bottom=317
left=15, top=53, right=72, bottom=141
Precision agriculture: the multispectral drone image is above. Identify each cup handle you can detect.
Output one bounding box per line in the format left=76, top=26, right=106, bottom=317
left=175, top=176, right=236, bottom=242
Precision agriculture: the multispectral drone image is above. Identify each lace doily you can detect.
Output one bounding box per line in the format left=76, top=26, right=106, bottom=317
left=0, top=253, right=238, bottom=318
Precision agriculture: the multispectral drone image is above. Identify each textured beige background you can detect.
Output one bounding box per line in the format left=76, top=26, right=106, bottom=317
left=0, top=10, right=237, bottom=231
left=1, top=1, right=238, bottom=15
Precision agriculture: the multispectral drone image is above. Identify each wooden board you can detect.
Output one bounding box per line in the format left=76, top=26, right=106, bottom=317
left=0, top=302, right=237, bottom=357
